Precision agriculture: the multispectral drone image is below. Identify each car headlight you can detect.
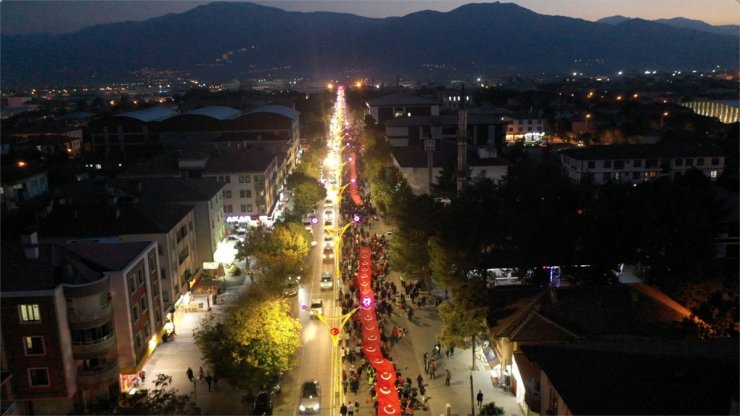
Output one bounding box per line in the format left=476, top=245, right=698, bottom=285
left=312, top=404, right=320, bottom=410
left=299, top=404, right=306, bottom=411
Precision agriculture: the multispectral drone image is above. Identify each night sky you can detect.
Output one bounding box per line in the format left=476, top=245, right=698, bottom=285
left=1, top=0, right=738, bottom=36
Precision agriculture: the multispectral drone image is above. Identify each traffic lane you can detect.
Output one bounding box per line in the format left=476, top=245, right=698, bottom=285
left=272, top=230, right=335, bottom=416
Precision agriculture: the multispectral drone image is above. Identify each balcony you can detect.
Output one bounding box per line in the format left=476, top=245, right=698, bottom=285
left=77, top=361, right=119, bottom=386
left=72, top=333, right=116, bottom=357
left=67, top=303, right=113, bottom=329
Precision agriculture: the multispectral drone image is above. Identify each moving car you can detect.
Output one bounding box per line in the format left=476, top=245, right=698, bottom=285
left=309, top=299, right=323, bottom=318
left=322, top=246, right=334, bottom=263
left=298, top=379, right=321, bottom=414
left=320, top=272, right=333, bottom=290
left=323, top=233, right=333, bottom=246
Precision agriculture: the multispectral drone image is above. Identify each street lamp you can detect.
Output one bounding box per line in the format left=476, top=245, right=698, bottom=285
left=660, top=112, right=669, bottom=129
left=584, top=113, right=592, bottom=134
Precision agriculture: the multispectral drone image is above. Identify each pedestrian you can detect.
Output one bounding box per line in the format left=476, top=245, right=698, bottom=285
left=450, top=345, right=455, bottom=357
left=347, top=401, right=355, bottom=416
left=205, top=374, right=213, bottom=392
left=445, top=369, right=451, bottom=386
left=340, top=403, right=348, bottom=416
left=186, top=367, right=194, bottom=383
left=139, top=370, right=146, bottom=383
left=212, top=374, right=219, bottom=391
left=342, top=377, right=349, bottom=394
left=417, top=373, right=424, bottom=389
left=477, top=390, right=484, bottom=408
left=430, top=361, right=436, bottom=380
left=423, top=352, right=429, bottom=373
left=198, top=366, right=204, bottom=381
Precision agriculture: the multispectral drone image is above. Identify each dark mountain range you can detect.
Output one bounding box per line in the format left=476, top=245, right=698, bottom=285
left=2, top=2, right=737, bottom=87
left=599, top=15, right=739, bottom=37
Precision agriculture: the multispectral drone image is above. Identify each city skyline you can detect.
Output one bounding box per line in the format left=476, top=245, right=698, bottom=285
left=1, top=0, right=738, bottom=35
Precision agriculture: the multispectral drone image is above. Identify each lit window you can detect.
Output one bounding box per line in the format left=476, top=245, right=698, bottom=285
left=28, top=368, right=50, bottom=387
left=710, top=170, right=718, bottom=179
left=24, top=336, right=45, bottom=356
left=20, top=304, right=40, bottom=322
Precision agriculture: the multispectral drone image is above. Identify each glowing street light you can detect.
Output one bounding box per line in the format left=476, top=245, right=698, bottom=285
left=660, top=112, right=669, bottom=129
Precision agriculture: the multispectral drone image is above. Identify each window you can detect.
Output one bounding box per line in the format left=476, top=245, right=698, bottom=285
left=132, top=304, right=139, bottom=322
left=224, top=176, right=231, bottom=183
left=224, top=190, right=232, bottom=198
left=24, top=336, right=45, bottom=355
left=697, top=158, right=705, bottom=166
left=675, top=159, right=683, bottom=167
left=245, top=190, right=252, bottom=198
left=239, top=190, right=245, bottom=198
left=633, top=159, right=642, bottom=168
left=152, top=281, right=159, bottom=297
left=711, top=157, right=720, bottom=166
left=646, top=159, right=658, bottom=168
left=136, top=269, right=145, bottom=286
left=128, top=274, right=136, bottom=294
left=19, top=304, right=41, bottom=322
left=710, top=170, right=718, bottom=179
left=242, top=175, right=251, bottom=184
left=685, top=158, right=693, bottom=166
left=139, top=297, right=147, bottom=313
left=254, top=175, right=264, bottom=183
left=144, top=322, right=151, bottom=337
left=135, top=334, right=142, bottom=350
left=241, top=204, right=246, bottom=212
left=238, top=174, right=250, bottom=183
left=603, top=161, right=612, bottom=169
left=247, top=204, right=253, bottom=212
left=28, top=368, right=50, bottom=387
left=226, top=205, right=233, bottom=213
left=148, top=250, right=157, bottom=273
left=587, top=161, right=595, bottom=169
left=614, top=160, right=624, bottom=170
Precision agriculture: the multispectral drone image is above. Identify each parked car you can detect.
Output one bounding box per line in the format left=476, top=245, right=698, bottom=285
left=298, top=379, right=321, bottom=414
left=252, top=391, right=273, bottom=415
left=320, top=272, right=333, bottom=290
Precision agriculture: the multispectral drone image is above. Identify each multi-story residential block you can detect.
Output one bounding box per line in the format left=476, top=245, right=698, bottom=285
left=559, top=144, right=726, bottom=185
left=366, top=93, right=440, bottom=125
left=37, top=200, right=198, bottom=313
left=384, top=113, right=508, bottom=157
left=120, top=148, right=279, bottom=224
left=1, top=234, right=163, bottom=414
left=110, top=177, right=226, bottom=265
left=391, top=140, right=509, bottom=195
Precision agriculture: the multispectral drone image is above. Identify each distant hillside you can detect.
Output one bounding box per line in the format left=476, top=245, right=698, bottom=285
left=2, top=1, right=737, bottom=87
left=599, top=15, right=739, bottom=37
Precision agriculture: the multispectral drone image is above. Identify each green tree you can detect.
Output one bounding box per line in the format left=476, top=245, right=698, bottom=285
left=287, top=171, right=326, bottom=215
left=194, top=287, right=301, bottom=392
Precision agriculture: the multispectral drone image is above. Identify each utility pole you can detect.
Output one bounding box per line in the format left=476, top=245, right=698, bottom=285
left=456, top=83, right=468, bottom=196
left=424, top=138, right=436, bottom=194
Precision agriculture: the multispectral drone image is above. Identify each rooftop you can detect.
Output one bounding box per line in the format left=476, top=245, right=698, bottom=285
left=245, top=105, right=299, bottom=120
left=185, top=106, right=241, bottom=120
left=1, top=241, right=152, bottom=292
left=520, top=343, right=738, bottom=415
left=366, top=93, right=438, bottom=106
left=560, top=144, right=723, bottom=160
left=39, top=202, right=194, bottom=238
left=115, top=106, right=180, bottom=122
left=384, top=114, right=508, bottom=127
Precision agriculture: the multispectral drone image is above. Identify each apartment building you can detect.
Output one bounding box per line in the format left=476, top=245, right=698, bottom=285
left=120, top=148, right=279, bottom=224
left=37, top=200, right=198, bottom=313
left=560, top=144, right=726, bottom=185
left=1, top=234, right=162, bottom=414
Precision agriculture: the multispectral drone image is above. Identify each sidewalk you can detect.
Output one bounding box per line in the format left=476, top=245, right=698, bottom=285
left=370, top=219, right=524, bottom=416
left=139, top=265, right=251, bottom=415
